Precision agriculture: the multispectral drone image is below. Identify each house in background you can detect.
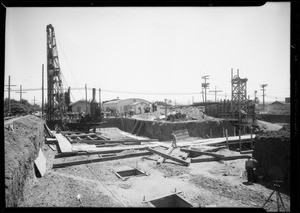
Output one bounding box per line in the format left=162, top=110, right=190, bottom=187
left=266, top=101, right=290, bottom=115
left=70, top=99, right=91, bottom=114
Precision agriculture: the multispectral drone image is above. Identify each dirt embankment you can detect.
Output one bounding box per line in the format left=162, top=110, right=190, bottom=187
left=5, top=115, right=45, bottom=207
left=103, top=118, right=235, bottom=141
left=252, top=126, right=290, bottom=186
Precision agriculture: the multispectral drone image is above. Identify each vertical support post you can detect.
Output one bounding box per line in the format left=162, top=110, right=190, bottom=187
left=225, top=129, right=229, bottom=149
left=42, top=64, right=44, bottom=118
left=210, top=129, right=212, bottom=138
left=164, top=98, right=167, bottom=119
left=239, top=129, right=241, bottom=151
left=234, top=126, right=236, bottom=136
left=222, top=127, right=225, bottom=137
left=230, top=68, right=233, bottom=115
left=250, top=127, right=253, bottom=150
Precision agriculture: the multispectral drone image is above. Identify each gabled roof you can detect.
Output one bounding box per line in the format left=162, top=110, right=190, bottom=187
left=269, top=101, right=285, bottom=106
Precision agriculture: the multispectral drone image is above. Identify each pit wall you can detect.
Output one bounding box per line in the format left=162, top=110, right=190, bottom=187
left=256, top=114, right=290, bottom=123
left=4, top=115, right=45, bottom=207
left=103, top=118, right=235, bottom=141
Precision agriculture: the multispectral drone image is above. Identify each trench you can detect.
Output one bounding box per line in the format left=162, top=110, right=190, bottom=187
left=102, top=117, right=236, bottom=141
left=4, top=115, right=45, bottom=207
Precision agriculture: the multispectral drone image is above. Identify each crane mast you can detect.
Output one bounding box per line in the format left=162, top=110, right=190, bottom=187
left=46, top=24, right=66, bottom=122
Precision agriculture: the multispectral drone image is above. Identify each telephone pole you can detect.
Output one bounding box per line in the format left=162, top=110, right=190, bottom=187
left=209, top=86, right=223, bottom=102
left=42, top=64, right=44, bottom=117
left=254, top=90, right=257, bottom=103
left=260, top=84, right=268, bottom=112
left=5, top=76, right=17, bottom=116
left=15, top=85, right=26, bottom=101
left=201, top=75, right=209, bottom=102
left=85, top=84, right=88, bottom=113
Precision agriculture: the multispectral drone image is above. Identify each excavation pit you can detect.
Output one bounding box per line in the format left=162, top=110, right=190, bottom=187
left=147, top=193, right=193, bottom=207
left=115, top=166, right=147, bottom=180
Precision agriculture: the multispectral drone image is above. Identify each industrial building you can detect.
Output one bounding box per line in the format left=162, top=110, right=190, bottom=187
left=103, top=98, right=151, bottom=114
left=70, top=99, right=90, bottom=114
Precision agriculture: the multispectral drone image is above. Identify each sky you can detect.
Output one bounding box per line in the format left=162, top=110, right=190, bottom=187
left=4, top=3, right=290, bottom=106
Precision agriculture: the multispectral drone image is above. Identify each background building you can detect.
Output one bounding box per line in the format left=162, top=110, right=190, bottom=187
left=70, top=99, right=90, bottom=114
left=103, top=98, right=151, bottom=114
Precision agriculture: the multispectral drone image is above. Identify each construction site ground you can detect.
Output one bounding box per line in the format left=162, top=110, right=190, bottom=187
left=19, top=127, right=290, bottom=210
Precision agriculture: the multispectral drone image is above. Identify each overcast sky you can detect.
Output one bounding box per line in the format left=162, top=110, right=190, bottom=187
left=5, top=3, right=290, bottom=105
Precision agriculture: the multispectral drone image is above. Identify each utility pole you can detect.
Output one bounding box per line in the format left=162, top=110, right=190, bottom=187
left=32, top=96, right=36, bottom=105
left=209, top=86, right=223, bottom=102
left=254, top=90, right=257, bottom=103
left=15, top=85, right=26, bottom=101
left=164, top=98, right=167, bottom=119
left=99, top=88, right=101, bottom=108
left=85, top=84, right=88, bottom=114
left=42, top=64, right=44, bottom=117
left=5, top=76, right=17, bottom=116
left=201, top=75, right=209, bottom=102
left=260, top=84, right=268, bottom=112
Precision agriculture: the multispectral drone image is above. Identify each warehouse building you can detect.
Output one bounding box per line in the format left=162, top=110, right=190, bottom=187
left=103, top=98, right=151, bottom=114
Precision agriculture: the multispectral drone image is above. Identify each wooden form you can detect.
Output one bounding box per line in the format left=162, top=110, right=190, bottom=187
left=55, top=144, right=163, bottom=158
left=191, top=154, right=251, bottom=163
left=180, top=148, right=225, bottom=159
left=146, top=147, right=190, bottom=166
left=45, top=138, right=58, bottom=144
left=52, top=151, right=152, bottom=169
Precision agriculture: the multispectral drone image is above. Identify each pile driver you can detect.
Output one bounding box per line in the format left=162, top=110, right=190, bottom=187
left=46, top=24, right=105, bottom=131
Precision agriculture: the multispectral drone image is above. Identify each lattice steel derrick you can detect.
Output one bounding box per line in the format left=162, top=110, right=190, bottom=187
left=46, top=24, right=66, bottom=122
left=231, top=75, right=248, bottom=116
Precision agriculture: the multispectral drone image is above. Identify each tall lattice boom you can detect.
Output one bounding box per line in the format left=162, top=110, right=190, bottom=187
left=46, top=24, right=66, bottom=122
left=231, top=69, right=248, bottom=120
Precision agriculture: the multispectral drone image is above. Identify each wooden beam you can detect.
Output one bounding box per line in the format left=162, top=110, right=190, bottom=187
left=44, top=123, right=54, bottom=138
left=45, top=138, right=58, bottom=144
left=191, top=154, right=251, bottom=163
left=52, top=151, right=152, bottom=169
left=70, top=139, right=157, bottom=144
left=180, top=148, right=225, bottom=159
left=66, top=133, right=97, bottom=138
left=156, top=146, right=175, bottom=165
left=55, top=144, right=161, bottom=158
left=240, top=150, right=253, bottom=154
left=146, top=147, right=190, bottom=166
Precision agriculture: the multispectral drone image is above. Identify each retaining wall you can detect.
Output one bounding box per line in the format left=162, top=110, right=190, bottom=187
left=103, top=118, right=236, bottom=141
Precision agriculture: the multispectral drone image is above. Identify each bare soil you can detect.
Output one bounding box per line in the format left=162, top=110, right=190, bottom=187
left=17, top=128, right=290, bottom=211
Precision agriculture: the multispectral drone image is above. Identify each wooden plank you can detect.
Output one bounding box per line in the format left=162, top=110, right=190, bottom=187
left=34, top=148, right=47, bottom=177
left=96, top=144, right=119, bottom=148
left=67, top=133, right=97, bottom=138
left=55, top=133, right=73, bottom=153
left=87, top=136, right=94, bottom=140
left=48, top=144, right=57, bottom=151
left=191, top=154, right=251, bottom=163
left=157, top=146, right=175, bottom=165
left=240, top=150, right=253, bottom=154
left=146, top=147, right=190, bottom=166
left=45, top=138, right=58, bottom=144
left=52, top=151, right=152, bottom=169
left=180, top=148, right=225, bottom=159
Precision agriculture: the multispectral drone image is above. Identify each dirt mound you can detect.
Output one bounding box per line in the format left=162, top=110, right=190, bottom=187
left=255, top=120, right=283, bottom=132
left=252, top=126, right=290, bottom=186
left=5, top=115, right=45, bottom=207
